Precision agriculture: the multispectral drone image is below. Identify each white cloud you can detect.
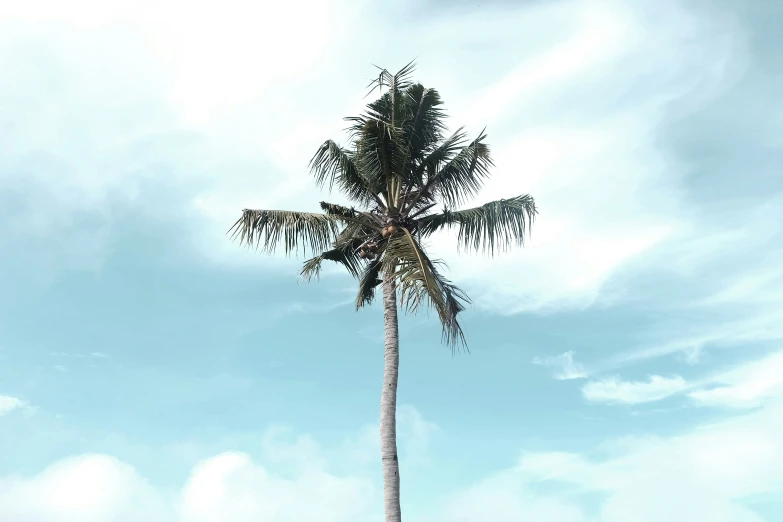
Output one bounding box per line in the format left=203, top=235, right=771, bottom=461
left=0, top=0, right=753, bottom=315
left=427, top=396, right=783, bottom=522
left=577, top=349, right=783, bottom=409
left=178, top=452, right=373, bottom=522
left=0, top=407, right=439, bottom=522
left=0, top=395, right=31, bottom=416
left=606, top=311, right=783, bottom=369
left=3, top=395, right=783, bottom=522
left=422, top=0, right=746, bottom=313
left=0, top=454, right=170, bottom=522
left=435, top=469, right=587, bottom=522
left=593, top=199, right=783, bottom=369
left=0, top=452, right=373, bottom=522
left=532, top=351, right=587, bottom=380
left=582, top=375, right=688, bottom=404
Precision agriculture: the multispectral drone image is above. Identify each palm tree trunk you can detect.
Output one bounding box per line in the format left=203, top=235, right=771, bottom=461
left=380, top=270, right=402, bottom=522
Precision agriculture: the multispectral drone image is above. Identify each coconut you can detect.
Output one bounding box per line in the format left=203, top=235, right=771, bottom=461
left=387, top=225, right=398, bottom=235
left=359, top=250, right=368, bottom=259
left=381, top=227, right=390, bottom=238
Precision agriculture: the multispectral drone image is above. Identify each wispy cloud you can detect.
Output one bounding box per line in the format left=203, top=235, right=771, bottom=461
left=689, top=350, right=783, bottom=409
left=424, top=0, right=746, bottom=314
left=1, top=0, right=753, bottom=317
left=434, top=375, right=783, bottom=521
left=581, top=375, right=688, bottom=405
left=532, top=351, right=587, bottom=380
left=582, top=349, right=783, bottom=408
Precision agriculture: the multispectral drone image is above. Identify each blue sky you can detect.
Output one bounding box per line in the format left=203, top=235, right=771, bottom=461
left=1, top=0, right=782, bottom=520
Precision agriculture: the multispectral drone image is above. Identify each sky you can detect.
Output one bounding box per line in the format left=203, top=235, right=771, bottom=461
left=0, top=0, right=782, bottom=520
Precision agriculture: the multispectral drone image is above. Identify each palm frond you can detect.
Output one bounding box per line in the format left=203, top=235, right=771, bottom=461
left=229, top=209, right=340, bottom=256
left=356, top=258, right=383, bottom=309
left=382, top=228, right=470, bottom=349
left=367, top=59, right=416, bottom=100
left=353, top=117, right=396, bottom=185
left=300, top=240, right=365, bottom=281
left=403, top=84, right=447, bottom=165
left=319, top=201, right=356, bottom=217
left=421, top=129, right=493, bottom=208
left=413, top=128, right=468, bottom=178
left=361, top=62, right=422, bottom=209
left=352, top=115, right=409, bottom=211
left=310, top=140, right=382, bottom=207
left=418, top=195, right=537, bottom=255
left=335, top=219, right=377, bottom=244
left=319, top=202, right=385, bottom=233
left=299, top=217, right=378, bottom=281
left=402, top=128, right=468, bottom=213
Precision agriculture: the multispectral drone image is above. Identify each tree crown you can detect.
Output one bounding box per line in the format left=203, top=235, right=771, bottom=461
left=230, top=62, right=537, bottom=350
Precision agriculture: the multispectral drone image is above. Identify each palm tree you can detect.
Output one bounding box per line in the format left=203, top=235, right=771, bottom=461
left=230, top=62, right=536, bottom=522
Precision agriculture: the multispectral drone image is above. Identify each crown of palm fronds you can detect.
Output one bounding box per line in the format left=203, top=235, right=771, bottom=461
left=230, top=61, right=537, bottom=350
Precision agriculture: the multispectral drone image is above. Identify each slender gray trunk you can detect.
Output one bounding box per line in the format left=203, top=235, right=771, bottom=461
left=380, top=271, right=402, bottom=522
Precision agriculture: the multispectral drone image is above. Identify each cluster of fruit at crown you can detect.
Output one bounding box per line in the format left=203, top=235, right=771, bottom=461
left=358, top=224, right=399, bottom=260
left=381, top=224, right=398, bottom=238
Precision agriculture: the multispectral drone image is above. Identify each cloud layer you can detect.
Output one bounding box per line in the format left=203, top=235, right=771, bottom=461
left=3, top=382, right=781, bottom=522
left=580, top=349, right=783, bottom=408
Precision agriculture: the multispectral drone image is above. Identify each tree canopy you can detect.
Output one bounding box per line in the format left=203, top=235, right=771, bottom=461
left=230, top=61, right=537, bottom=349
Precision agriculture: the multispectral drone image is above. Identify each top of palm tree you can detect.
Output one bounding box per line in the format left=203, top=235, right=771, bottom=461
left=229, top=61, right=537, bottom=350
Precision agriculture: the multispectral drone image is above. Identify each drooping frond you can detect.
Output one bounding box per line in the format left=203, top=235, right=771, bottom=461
left=382, top=228, right=470, bottom=349
left=356, top=258, right=383, bottom=309
left=300, top=254, right=327, bottom=281
left=418, top=195, right=538, bottom=255
left=229, top=209, right=339, bottom=256
left=300, top=241, right=363, bottom=283
left=300, top=215, right=380, bottom=281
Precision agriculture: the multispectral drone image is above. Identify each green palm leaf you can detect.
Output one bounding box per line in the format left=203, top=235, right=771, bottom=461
left=229, top=209, right=340, bottom=256
left=423, top=129, right=493, bottom=207
left=382, top=228, right=469, bottom=349
left=418, top=195, right=537, bottom=255
left=356, top=258, right=383, bottom=309
left=310, top=140, right=382, bottom=207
